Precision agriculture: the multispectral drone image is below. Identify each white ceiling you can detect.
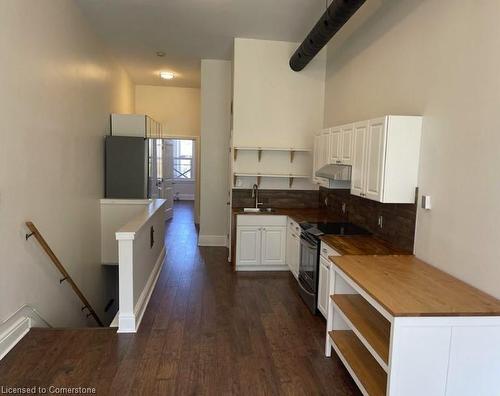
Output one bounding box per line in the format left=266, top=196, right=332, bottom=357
left=75, top=0, right=327, bottom=88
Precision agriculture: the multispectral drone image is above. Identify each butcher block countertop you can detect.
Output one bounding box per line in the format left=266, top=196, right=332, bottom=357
left=320, top=235, right=411, bottom=256
left=330, top=255, right=500, bottom=317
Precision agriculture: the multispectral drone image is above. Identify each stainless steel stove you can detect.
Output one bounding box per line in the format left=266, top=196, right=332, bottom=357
left=298, top=222, right=369, bottom=314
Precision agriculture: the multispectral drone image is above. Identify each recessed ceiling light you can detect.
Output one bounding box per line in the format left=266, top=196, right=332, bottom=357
left=156, top=51, right=166, bottom=57
left=160, top=71, right=175, bottom=80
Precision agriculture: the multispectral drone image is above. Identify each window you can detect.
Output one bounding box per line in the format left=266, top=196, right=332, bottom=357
left=173, top=139, right=194, bottom=180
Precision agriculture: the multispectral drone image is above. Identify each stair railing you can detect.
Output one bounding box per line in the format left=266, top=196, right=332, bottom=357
left=25, top=222, right=103, bottom=327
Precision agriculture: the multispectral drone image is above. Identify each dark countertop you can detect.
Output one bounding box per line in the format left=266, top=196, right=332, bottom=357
left=232, top=207, right=332, bottom=223
left=233, top=207, right=410, bottom=255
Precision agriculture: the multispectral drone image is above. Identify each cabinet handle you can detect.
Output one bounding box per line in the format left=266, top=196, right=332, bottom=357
left=322, top=248, right=327, bottom=253
left=336, top=160, right=341, bottom=164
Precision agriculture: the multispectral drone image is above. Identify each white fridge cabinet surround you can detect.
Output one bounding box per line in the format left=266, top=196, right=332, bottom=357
left=350, top=116, right=422, bottom=204
left=236, top=215, right=288, bottom=271
left=111, top=113, right=162, bottom=138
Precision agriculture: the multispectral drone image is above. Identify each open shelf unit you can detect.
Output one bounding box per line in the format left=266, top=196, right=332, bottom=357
left=330, top=330, right=387, bottom=396
left=332, top=294, right=390, bottom=370
left=233, top=146, right=311, bottom=162
left=325, top=255, right=500, bottom=396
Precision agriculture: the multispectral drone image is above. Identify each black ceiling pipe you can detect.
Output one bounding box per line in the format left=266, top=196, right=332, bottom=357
left=290, top=0, right=366, bottom=72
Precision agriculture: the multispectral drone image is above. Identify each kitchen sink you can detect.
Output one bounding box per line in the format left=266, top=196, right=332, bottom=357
left=242, top=207, right=274, bottom=213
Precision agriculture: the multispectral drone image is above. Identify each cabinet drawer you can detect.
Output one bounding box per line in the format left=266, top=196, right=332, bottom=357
left=320, top=241, right=341, bottom=259
left=237, top=215, right=287, bottom=226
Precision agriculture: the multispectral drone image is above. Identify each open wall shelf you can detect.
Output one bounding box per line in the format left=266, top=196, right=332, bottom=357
left=233, top=146, right=311, bottom=162
left=233, top=172, right=310, bottom=188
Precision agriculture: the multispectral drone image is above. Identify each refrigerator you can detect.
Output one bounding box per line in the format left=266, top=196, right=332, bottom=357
left=105, top=136, right=174, bottom=218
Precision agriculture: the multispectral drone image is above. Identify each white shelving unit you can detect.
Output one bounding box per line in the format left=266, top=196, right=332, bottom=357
left=232, top=146, right=314, bottom=190
left=324, top=255, right=500, bottom=396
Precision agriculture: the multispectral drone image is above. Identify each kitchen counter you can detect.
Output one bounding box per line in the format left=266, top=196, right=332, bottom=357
left=320, top=234, right=411, bottom=256
left=232, top=207, right=332, bottom=224
left=329, top=255, right=500, bottom=316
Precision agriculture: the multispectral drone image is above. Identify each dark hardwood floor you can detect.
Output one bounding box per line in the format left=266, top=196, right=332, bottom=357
left=0, top=201, right=360, bottom=395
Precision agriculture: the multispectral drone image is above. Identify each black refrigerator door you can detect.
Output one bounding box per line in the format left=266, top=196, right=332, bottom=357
left=105, top=136, right=148, bottom=199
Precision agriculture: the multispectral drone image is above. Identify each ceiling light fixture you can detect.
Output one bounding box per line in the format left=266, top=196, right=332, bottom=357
left=160, top=71, right=175, bottom=80
left=156, top=51, right=166, bottom=57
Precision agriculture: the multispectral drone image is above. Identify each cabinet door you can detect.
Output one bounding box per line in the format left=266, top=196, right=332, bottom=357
left=236, top=226, right=261, bottom=267
left=351, top=121, right=368, bottom=197
left=340, top=124, right=354, bottom=165
left=291, top=233, right=300, bottom=279
left=318, top=256, right=330, bottom=318
left=365, top=118, right=387, bottom=202
left=261, top=226, right=286, bottom=266
left=321, top=129, right=331, bottom=167
left=313, top=134, right=321, bottom=181
left=329, top=127, right=342, bottom=164
left=286, top=228, right=294, bottom=272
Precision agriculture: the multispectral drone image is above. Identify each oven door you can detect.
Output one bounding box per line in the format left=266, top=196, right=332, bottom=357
left=298, top=232, right=319, bottom=313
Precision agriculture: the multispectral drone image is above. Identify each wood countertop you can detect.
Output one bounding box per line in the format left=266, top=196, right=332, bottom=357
left=330, top=255, right=500, bottom=317
left=320, top=234, right=410, bottom=256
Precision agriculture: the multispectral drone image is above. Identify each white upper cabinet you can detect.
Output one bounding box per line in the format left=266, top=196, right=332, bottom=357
left=313, top=129, right=330, bottom=188
left=329, top=127, right=342, bottom=164
left=329, top=124, right=354, bottom=165
left=351, top=121, right=368, bottom=198
left=340, top=124, right=354, bottom=165
left=351, top=115, right=422, bottom=203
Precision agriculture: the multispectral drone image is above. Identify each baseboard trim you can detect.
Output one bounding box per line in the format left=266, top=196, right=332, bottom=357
left=117, top=246, right=166, bottom=333
left=236, top=265, right=290, bottom=272
left=198, top=235, right=227, bottom=247
left=0, top=306, right=50, bottom=360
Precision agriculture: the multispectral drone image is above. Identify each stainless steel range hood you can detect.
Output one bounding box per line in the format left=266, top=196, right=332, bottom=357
left=315, top=164, right=351, bottom=189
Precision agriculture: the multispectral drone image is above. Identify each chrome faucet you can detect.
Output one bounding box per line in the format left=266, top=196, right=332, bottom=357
left=251, top=184, right=263, bottom=209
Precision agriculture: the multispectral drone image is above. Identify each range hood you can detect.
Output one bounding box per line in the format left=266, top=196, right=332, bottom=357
left=315, top=164, right=351, bottom=189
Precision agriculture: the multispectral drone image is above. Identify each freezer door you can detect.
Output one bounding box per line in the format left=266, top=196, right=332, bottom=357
left=105, top=136, right=147, bottom=198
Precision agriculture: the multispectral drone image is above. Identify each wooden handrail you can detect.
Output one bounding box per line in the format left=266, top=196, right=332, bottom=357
left=25, top=222, right=104, bottom=327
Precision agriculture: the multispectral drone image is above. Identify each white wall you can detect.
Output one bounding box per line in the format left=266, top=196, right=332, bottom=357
left=199, top=60, right=232, bottom=246
left=0, top=0, right=135, bottom=327
left=135, top=86, right=201, bottom=221
left=135, top=85, right=200, bottom=137
left=233, top=38, right=326, bottom=148
left=232, top=38, right=326, bottom=190
left=324, top=0, right=500, bottom=298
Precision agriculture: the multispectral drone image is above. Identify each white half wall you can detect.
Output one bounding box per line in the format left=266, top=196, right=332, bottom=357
left=199, top=60, right=232, bottom=247
left=324, top=0, right=500, bottom=298
left=0, top=0, right=134, bottom=327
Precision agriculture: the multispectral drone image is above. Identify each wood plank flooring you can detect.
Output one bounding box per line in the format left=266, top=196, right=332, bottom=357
left=0, top=202, right=360, bottom=395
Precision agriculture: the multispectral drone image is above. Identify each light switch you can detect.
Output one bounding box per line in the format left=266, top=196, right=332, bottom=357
left=421, top=195, right=431, bottom=210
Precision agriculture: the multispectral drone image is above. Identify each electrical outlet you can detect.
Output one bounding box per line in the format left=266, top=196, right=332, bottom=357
left=324, top=197, right=328, bottom=207
left=378, top=215, right=383, bottom=228
left=341, top=202, right=346, bottom=214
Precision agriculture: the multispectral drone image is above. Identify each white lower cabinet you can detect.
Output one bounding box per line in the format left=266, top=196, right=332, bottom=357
left=261, top=227, right=286, bottom=266
left=286, top=225, right=300, bottom=279
left=236, top=226, right=261, bottom=267
left=317, top=256, right=330, bottom=318
left=236, top=215, right=287, bottom=271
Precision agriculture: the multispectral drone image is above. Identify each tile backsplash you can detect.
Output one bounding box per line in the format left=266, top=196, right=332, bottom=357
left=232, top=189, right=319, bottom=209
left=319, top=187, right=417, bottom=252
left=232, top=187, right=417, bottom=251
